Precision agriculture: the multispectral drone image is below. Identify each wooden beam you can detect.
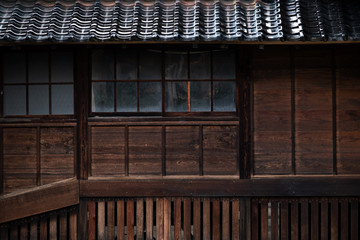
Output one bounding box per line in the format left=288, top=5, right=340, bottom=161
left=0, top=178, right=79, bottom=223
left=79, top=177, right=360, bottom=197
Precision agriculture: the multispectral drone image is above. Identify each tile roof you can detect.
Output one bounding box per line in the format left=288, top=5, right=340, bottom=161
left=0, top=0, right=359, bottom=42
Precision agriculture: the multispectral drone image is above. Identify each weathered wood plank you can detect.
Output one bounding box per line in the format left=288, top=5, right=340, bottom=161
left=203, top=198, right=211, bottom=240
left=280, top=201, right=288, bottom=240
left=340, top=200, right=349, bottom=240
left=212, top=199, right=220, bottom=240
left=251, top=200, right=258, bottom=240
left=78, top=200, right=88, bottom=240
left=311, top=202, right=319, bottom=240
left=59, top=212, right=67, bottom=240
left=40, top=219, right=47, bottom=240
left=222, top=198, right=230, bottom=240
left=183, top=198, right=191, bottom=240
left=300, top=201, right=309, bottom=240
left=69, top=211, right=77, bottom=240
left=127, top=200, right=135, bottom=240
left=233, top=199, right=240, bottom=240
left=117, top=200, right=125, bottom=240
left=164, top=198, right=171, bottom=240
left=350, top=200, right=359, bottom=240
left=0, top=178, right=79, bottom=223
left=156, top=198, right=164, bottom=240
left=0, top=227, right=8, bottom=240
left=49, top=216, right=57, bottom=240
left=88, top=201, right=96, bottom=240
left=98, top=201, right=105, bottom=240
left=330, top=200, right=339, bottom=240
left=174, top=198, right=181, bottom=240
left=146, top=198, right=153, bottom=240
left=30, top=221, right=38, bottom=240
left=260, top=202, right=268, bottom=240
left=108, top=201, right=115, bottom=240
left=271, top=201, right=279, bottom=240
left=193, top=198, right=201, bottom=240
left=320, top=200, right=329, bottom=239
left=20, top=224, right=28, bottom=240
left=10, top=226, right=18, bottom=240
left=136, top=199, right=144, bottom=240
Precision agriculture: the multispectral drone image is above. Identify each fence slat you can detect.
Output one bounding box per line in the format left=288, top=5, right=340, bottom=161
left=340, top=200, right=349, bottom=240
left=233, top=199, right=240, bottom=240
left=40, top=219, right=47, bottom=240
left=320, top=200, right=328, bottom=240
left=290, top=201, right=298, bottom=240
left=212, top=199, right=220, bottom=240
left=59, top=213, right=67, bottom=240
left=0, top=228, right=8, bottom=240
left=350, top=200, right=358, bottom=240
left=193, top=198, right=201, bottom=240
left=10, top=226, right=18, bottom=240
left=300, top=201, right=309, bottom=240
left=69, top=211, right=77, bottom=240
left=261, top=202, right=268, bottom=240
left=20, top=224, right=27, bottom=240
left=117, top=200, right=125, bottom=240
left=156, top=198, right=164, bottom=240
left=30, top=221, right=37, bottom=240
left=271, top=201, right=279, bottom=240
left=164, top=198, right=171, bottom=240
left=98, top=201, right=105, bottom=240
left=127, top=200, right=135, bottom=240
left=330, top=200, right=339, bottom=240
left=311, top=202, right=319, bottom=240
left=203, top=198, right=211, bottom=240
left=280, top=201, right=288, bottom=240
left=222, top=198, right=230, bottom=240
left=174, top=198, right=181, bottom=240
left=108, top=201, right=115, bottom=240
left=146, top=198, right=153, bottom=240
left=88, top=201, right=96, bottom=240
left=183, top=198, right=191, bottom=240
left=136, top=199, right=144, bottom=240
left=49, top=215, right=57, bottom=240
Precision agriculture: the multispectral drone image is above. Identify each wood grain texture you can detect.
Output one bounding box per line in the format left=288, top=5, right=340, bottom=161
left=129, top=126, right=162, bottom=175
left=320, top=200, right=329, bottom=240
left=156, top=198, right=164, bottom=240
left=203, top=198, right=211, bottom=240
left=146, top=198, right=153, bottom=240
left=59, top=212, right=67, bottom=240
left=183, top=198, right=191, bottom=240
left=222, top=199, right=230, bottom=240
left=127, top=200, right=135, bottom=240
left=166, top=126, right=199, bottom=175
left=97, top=201, right=105, bottom=240
left=193, top=198, right=201, bottom=240
left=88, top=201, right=96, bottom=240
left=108, top=201, right=115, bottom=240
left=117, top=200, right=125, bottom=240
left=69, top=211, right=77, bottom=240
left=91, top=126, right=125, bottom=176
left=136, top=199, right=144, bottom=240
left=300, top=201, right=309, bottom=240
left=174, top=198, right=181, bottom=240
left=203, top=126, right=237, bottom=175
left=271, top=201, right=279, bottom=240
left=164, top=198, right=171, bottom=240
left=40, top=219, right=47, bottom=240
left=330, top=200, right=339, bottom=240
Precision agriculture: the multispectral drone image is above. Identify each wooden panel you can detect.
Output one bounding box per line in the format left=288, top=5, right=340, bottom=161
left=337, top=68, right=360, bottom=174
left=40, top=219, right=47, bottom=240
left=49, top=216, right=57, bottom=240
left=294, top=46, right=332, bottom=68
left=350, top=200, right=359, bottom=240
left=30, top=221, right=37, bottom=240
left=40, top=127, right=75, bottom=185
left=3, top=128, right=37, bottom=193
left=320, top=200, right=328, bottom=239
left=166, top=126, right=199, bottom=175
left=311, top=202, right=319, bottom=240
left=222, top=198, right=230, bottom=240
left=127, top=200, right=135, bottom=240
left=253, top=69, right=292, bottom=175
left=129, top=127, right=162, bottom=175
left=117, top=200, right=125, bottom=240
left=280, top=202, right=288, bottom=240
left=340, top=200, right=349, bottom=240
left=252, top=46, right=291, bottom=70
left=136, top=199, right=144, bottom=240
left=98, top=201, right=105, bottom=240
left=330, top=200, right=338, bottom=240
left=0, top=228, right=8, bottom=240
left=91, top=126, right=125, bottom=176
left=250, top=200, right=258, bottom=240
left=107, top=201, right=115, bottom=240
left=146, top=198, right=153, bottom=240
left=59, top=212, right=67, bottom=240
left=0, top=178, right=79, bottom=223
left=20, top=224, right=27, bottom=240
left=295, top=68, right=333, bottom=174
left=88, top=201, right=96, bottom=240
left=203, top=126, right=237, bottom=175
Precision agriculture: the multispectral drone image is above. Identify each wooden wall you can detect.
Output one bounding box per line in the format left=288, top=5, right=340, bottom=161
left=253, top=45, right=360, bottom=176
left=1, top=124, right=76, bottom=193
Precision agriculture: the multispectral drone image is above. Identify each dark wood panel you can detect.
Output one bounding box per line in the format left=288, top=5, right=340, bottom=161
left=294, top=46, right=332, bottom=68
left=203, top=126, right=237, bottom=175
left=91, top=126, right=125, bottom=176
left=252, top=46, right=291, bottom=70
left=165, top=126, right=199, bottom=175
left=128, top=126, right=162, bottom=175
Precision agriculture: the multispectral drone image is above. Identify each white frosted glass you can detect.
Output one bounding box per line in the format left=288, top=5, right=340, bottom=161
left=139, top=82, right=161, bottom=112
left=92, top=82, right=114, bottom=112
left=29, top=85, right=49, bottom=115
left=52, top=84, right=74, bottom=114
left=4, top=86, right=26, bottom=115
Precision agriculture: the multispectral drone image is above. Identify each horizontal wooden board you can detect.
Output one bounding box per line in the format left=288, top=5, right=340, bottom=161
left=3, top=128, right=37, bottom=155
left=294, top=46, right=332, bottom=68
left=40, top=127, right=75, bottom=155
left=166, top=126, right=200, bottom=175
left=254, top=111, right=291, bottom=132
left=254, top=89, right=291, bottom=111
left=203, top=126, right=238, bottom=175
left=128, top=126, right=162, bottom=175
left=254, top=132, right=292, bottom=153
left=254, top=153, right=292, bottom=175
left=252, top=70, right=292, bottom=90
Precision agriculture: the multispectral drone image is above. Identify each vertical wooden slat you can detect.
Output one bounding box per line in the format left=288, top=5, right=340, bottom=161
left=59, top=213, right=67, bottom=240
left=233, top=198, right=240, bottom=240
left=271, top=201, right=279, bottom=240
left=69, top=211, right=77, bottom=240
left=350, top=200, right=358, bottom=240
left=193, top=198, right=201, bottom=240
left=320, top=200, right=328, bottom=240
left=98, top=201, right=105, bottom=240
left=136, top=199, right=144, bottom=240
left=260, top=202, right=268, bottom=240
left=280, top=201, right=288, bottom=240
left=174, top=198, right=182, bottom=240
left=20, top=224, right=28, bottom=240
left=183, top=198, right=191, bottom=240
left=222, top=198, right=230, bottom=240
left=30, top=221, right=38, bottom=240
left=203, top=198, right=211, bottom=240
left=156, top=198, right=164, bottom=240
left=290, top=201, right=299, bottom=240
left=0, top=227, right=8, bottom=240
left=10, top=226, right=18, bottom=240
left=330, top=200, right=339, bottom=240
left=164, top=198, right=171, bottom=240
left=300, top=201, right=309, bottom=240
left=40, top=219, right=47, bottom=240
left=239, top=199, right=247, bottom=240
left=79, top=200, right=88, bottom=240
left=117, top=200, right=125, bottom=240
left=108, top=201, right=115, bottom=240
left=311, top=202, right=319, bottom=240
left=340, top=200, right=349, bottom=240
left=246, top=199, right=252, bottom=240
left=212, top=199, right=220, bottom=240
left=127, top=200, right=135, bottom=240
left=49, top=215, right=57, bottom=240
left=146, top=198, right=153, bottom=240
left=88, top=201, right=96, bottom=240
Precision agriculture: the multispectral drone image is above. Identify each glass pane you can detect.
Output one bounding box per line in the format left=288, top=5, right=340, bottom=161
left=29, top=85, right=49, bottom=115
left=213, top=50, right=236, bottom=79
left=139, top=50, right=161, bottom=80
left=51, top=51, right=74, bottom=82
left=117, top=82, right=137, bottom=112
left=51, top=84, right=74, bottom=114
left=3, top=52, right=26, bottom=83
left=165, top=51, right=188, bottom=80
left=92, top=82, right=114, bottom=112
left=4, top=86, right=26, bottom=115
left=92, top=49, right=114, bottom=80
left=139, top=82, right=161, bottom=112
left=190, top=51, right=211, bottom=80
left=213, top=81, right=236, bottom=111
left=28, top=52, right=49, bottom=83
left=116, top=49, right=137, bottom=80
left=165, top=82, right=187, bottom=112
left=190, top=81, right=211, bottom=111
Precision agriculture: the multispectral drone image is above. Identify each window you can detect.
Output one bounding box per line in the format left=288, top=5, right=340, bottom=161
left=91, top=47, right=237, bottom=115
left=2, top=49, right=74, bottom=116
